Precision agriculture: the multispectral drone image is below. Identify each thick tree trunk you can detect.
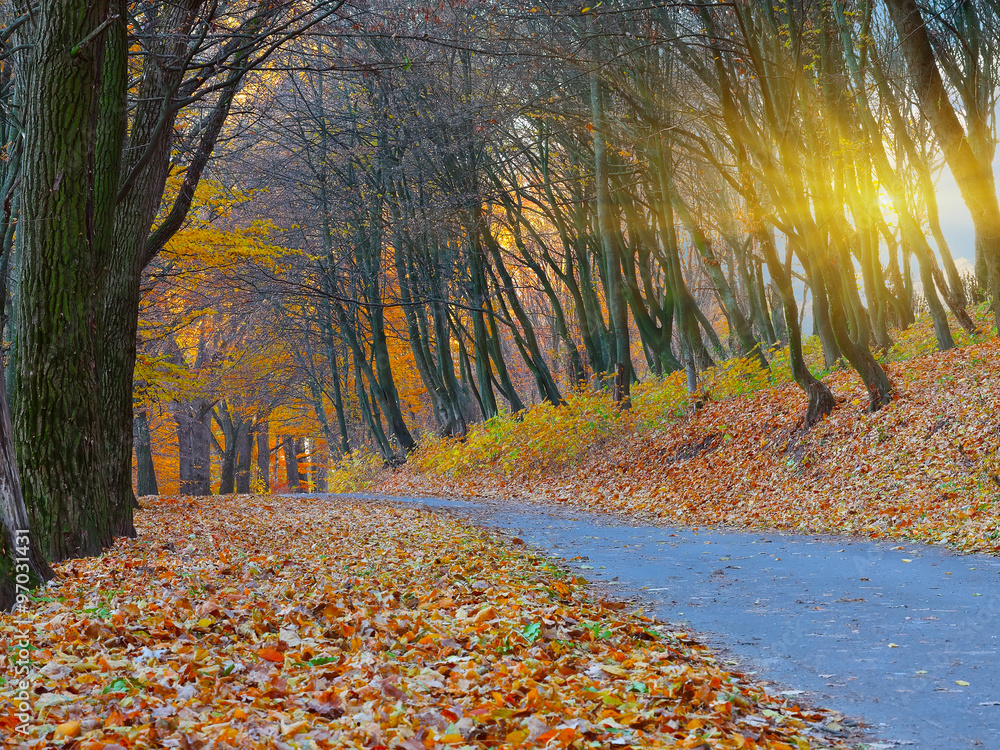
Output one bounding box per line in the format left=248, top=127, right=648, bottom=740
left=215, top=403, right=238, bottom=495
left=1, top=363, right=52, bottom=612
left=190, top=411, right=211, bottom=496
left=219, top=443, right=236, bottom=495
left=13, top=0, right=113, bottom=562
left=314, top=461, right=329, bottom=493
left=92, top=0, right=131, bottom=536
left=134, top=409, right=159, bottom=497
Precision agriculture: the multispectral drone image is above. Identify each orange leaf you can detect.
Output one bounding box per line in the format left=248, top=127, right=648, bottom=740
left=54, top=721, right=81, bottom=738
left=257, top=647, right=285, bottom=663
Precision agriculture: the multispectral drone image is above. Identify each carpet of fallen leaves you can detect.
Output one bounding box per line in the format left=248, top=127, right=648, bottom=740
left=1, top=496, right=847, bottom=749
left=379, top=337, right=1000, bottom=556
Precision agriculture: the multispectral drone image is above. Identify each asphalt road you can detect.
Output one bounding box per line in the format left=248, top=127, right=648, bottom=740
left=324, top=493, right=1000, bottom=748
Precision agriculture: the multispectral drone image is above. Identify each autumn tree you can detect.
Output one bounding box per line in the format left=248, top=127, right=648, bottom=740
left=6, top=0, right=343, bottom=562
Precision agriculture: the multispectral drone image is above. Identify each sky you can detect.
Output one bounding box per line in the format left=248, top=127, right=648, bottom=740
left=934, top=162, right=985, bottom=277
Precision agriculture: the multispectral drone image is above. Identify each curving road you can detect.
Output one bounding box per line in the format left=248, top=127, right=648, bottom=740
left=324, top=493, right=1000, bottom=748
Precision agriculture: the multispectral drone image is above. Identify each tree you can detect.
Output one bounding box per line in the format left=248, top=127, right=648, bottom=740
left=1, top=364, right=51, bottom=611
left=12, top=0, right=116, bottom=561
left=884, top=0, right=1000, bottom=330
left=8, top=0, right=341, bottom=560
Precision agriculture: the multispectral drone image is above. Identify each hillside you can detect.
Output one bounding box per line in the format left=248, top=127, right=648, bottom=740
left=371, top=330, right=1000, bottom=556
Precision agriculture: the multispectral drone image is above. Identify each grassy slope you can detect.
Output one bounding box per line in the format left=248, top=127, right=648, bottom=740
left=374, top=317, right=1000, bottom=555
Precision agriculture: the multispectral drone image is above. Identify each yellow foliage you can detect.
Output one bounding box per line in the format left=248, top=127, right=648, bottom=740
left=326, top=449, right=385, bottom=493
left=396, top=307, right=996, bottom=484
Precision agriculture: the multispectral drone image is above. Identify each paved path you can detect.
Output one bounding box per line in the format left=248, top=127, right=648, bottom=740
left=325, top=494, right=1000, bottom=748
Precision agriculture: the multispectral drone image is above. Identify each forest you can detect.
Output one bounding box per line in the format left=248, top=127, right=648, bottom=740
left=2, top=0, right=1000, bottom=747
left=59, top=0, right=1000, bottom=504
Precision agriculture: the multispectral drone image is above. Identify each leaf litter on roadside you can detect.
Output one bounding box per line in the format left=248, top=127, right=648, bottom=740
left=1, top=496, right=847, bottom=749
left=380, top=338, right=1000, bottom=556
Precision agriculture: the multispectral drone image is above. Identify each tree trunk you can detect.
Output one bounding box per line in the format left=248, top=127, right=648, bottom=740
left=92, top=0, right=131, bottom=530
left=314, top=460, right=329, bottom=493
left=370, top=305, right=418, bottom=452
left=177, top=401, right=211, bottom=496
left=99, top=0, right=202, bottom=541
left=769, top=285, right=788, bottom=345
left=255, top=421, right=270, bottom=492
left=320, top=320, right=351, bottom=455
left=353, top=351, right=396, bottom=460
left=1, top=362, right=52, bottom=611
left=215, top=404, right=238, bottom=495
left=235, top=424, right=252, bottom=494
left=283, top=436, right=301, bottom=492
left=760, top=233, right=835, bottom=427
left=669, top=186, right=767, bottom=368
left=134, top=409, right=159, bottom=497
left=591, top=72, right=631, bottom=407
left=334, top=300, right=417, bottom=453
left=823, top=256, right=893, bottom=410
left=803, top=253, right=842, bottom=368
left=885, top=0, right=1000, bottom=331
left=391, top=235, right=462, bottom=433
left=13, top=0, right=114, bottom=562
left=219, top=445, right=236, bottom=494
left=298, top=438, right=310, bottom=491
left=469, top=215, right=499, bottom=419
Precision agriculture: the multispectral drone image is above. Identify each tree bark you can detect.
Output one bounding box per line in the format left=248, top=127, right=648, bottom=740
left=823, top=254, right=893, bottom=410
left=99, top=0, right=202, bottom=540
left=234, top=426, right=252, bottom=495
left=591, top=72, right=631, bottom=406
left=134, top=409, right=158, bottom=497
left=177, top=401, right=211, bottom=496
left=1, top=362, right=52, bottom=611
left=13, top=0, right=114, bottom=562
left=255, top=421, right=270, bottom=492
left=759, top=233, right=834, bottom=426
left=283, top=436, right=301, bottom=492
